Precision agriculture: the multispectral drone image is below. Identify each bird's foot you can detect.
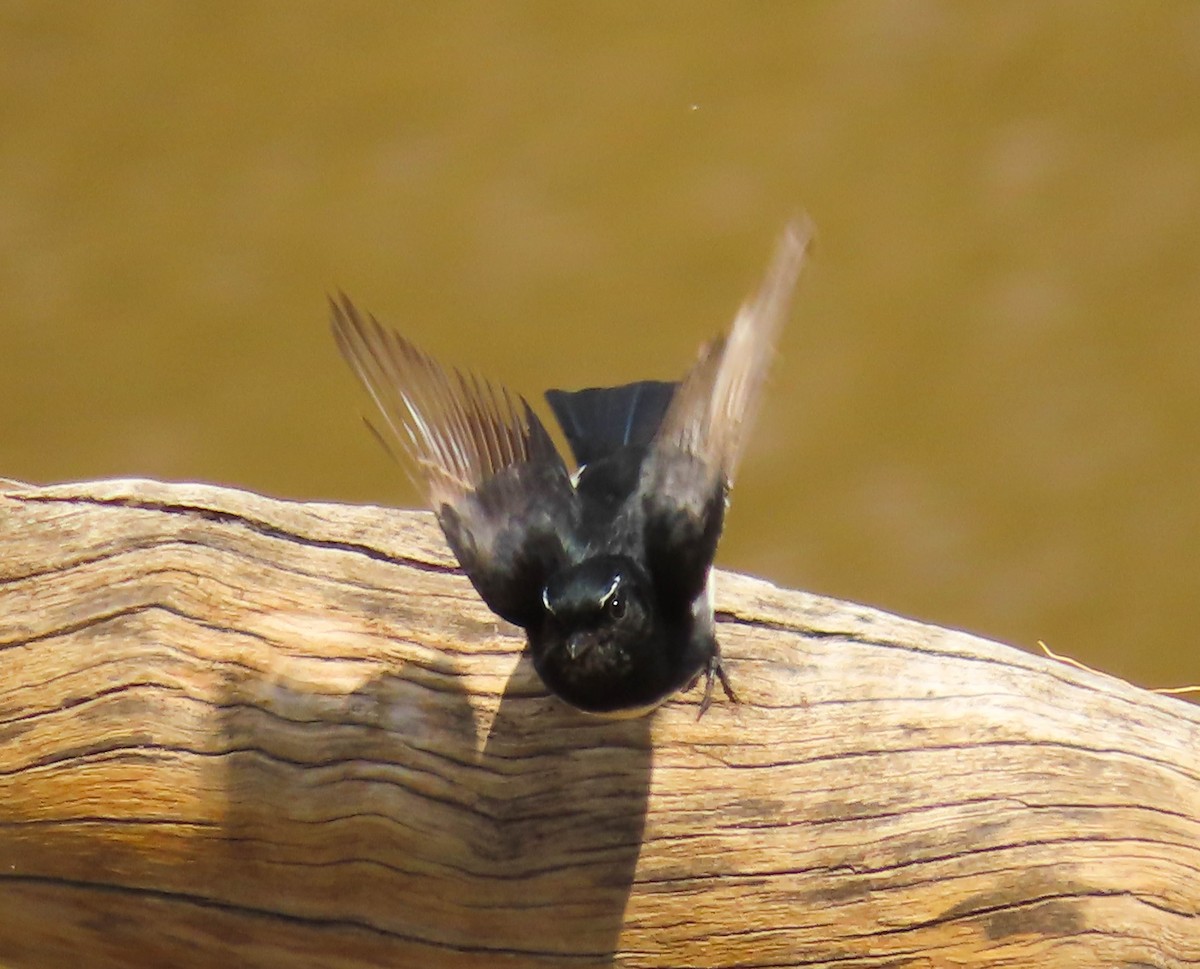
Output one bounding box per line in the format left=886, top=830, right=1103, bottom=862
left=696, top=650, right=739, bottom=719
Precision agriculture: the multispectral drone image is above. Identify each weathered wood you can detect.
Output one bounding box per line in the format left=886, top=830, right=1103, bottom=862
left=0, top=477, right=1196, bottom=968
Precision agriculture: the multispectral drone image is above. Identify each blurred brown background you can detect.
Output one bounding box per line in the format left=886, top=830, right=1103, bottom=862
left=2, top=3, right=1197, bottom=693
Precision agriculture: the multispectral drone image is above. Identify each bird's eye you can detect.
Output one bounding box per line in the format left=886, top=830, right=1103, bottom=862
left=599, top=574, right=625, bottom=620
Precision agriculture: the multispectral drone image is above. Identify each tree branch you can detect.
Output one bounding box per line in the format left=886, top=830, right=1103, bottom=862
left=1, top=478, right=1197, bottom=968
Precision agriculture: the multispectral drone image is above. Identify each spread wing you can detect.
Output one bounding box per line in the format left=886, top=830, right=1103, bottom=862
left=639, top=220, right=813, bottom=606
left=331, top=295, right=579, bottom=628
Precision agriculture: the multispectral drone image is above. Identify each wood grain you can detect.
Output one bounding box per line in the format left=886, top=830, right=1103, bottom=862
left=1, top=478, right=1196, bottom=968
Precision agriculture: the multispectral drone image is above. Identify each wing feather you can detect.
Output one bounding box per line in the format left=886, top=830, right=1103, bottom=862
left=331, top=295, right=546, bottom=506
left=639, top=220, right=812, bottom=607
left=331, top=295, right=577, bottom=627
left=656, top=218, right=813, bottom=482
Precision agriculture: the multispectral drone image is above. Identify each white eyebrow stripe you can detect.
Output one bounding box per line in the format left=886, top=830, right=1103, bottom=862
left=599, top=573, right=621, bottom=607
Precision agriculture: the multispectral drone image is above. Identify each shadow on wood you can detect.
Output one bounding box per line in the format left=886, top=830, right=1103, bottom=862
left=0, top=478, right=1197, bottom=968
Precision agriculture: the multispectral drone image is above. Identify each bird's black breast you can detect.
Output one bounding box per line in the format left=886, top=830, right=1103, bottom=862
left=573, top=445, right=647, bottom=541
left=545, top=379, right=678, bottom=555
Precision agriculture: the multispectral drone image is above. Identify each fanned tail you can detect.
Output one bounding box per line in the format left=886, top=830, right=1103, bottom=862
left=545, top=380, right=677, bottom=467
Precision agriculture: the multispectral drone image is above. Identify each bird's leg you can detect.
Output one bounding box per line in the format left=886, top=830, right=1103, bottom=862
left=697, top=648, right=739, bottom=719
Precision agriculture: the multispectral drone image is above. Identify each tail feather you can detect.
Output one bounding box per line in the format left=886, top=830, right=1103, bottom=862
left=545, top=380, right=676, bottom=467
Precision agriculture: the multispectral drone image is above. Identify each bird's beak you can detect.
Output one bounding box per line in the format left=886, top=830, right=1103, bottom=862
left=565, top=633, right=594, bottom=662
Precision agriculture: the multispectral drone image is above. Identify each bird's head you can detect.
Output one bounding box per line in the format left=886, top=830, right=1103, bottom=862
left=534, top=555, right=662, bottom=711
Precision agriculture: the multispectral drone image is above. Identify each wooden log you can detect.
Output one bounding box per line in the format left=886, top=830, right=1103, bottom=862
left=0, top=477, right=1196, bottom=969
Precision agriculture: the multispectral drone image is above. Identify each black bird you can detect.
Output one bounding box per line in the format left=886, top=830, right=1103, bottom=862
left=331, top=222, right=810, bottom=717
